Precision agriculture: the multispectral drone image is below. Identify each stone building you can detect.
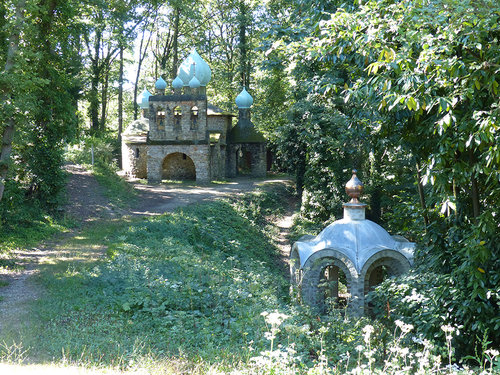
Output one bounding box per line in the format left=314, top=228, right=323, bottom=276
left=290, top=171, right=415, bottom=316
left=122, top=49, right=266, bottom=182
left=227, top=88, right=267, bottom=178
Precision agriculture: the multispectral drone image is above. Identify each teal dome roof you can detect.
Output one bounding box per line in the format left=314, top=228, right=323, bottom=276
left=177, top=49, right=211, bottom=87
left=137, top=88, right=152, bottom=109
left=189, top=75, right=201, bottom=88
left=235, top=88, right=253, bottom=109
left=172, top=76, right=183, bottom=89
left=155, top=77, right=167, bottom=90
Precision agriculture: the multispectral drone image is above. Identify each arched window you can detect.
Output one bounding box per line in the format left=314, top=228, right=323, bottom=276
left=190, top=106, right=199, bottom=130
left=156, top=107, right=166, bottom=130
left=173, top=106, right=182, bottom=129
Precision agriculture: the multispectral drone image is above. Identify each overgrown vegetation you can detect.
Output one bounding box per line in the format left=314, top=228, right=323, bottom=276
left=1, top=0, right=498, bottom=373
left=0, top=188, right=496, bottom=374
left=0, top=179, right=72, bottom=255
left=261, top=0, right=500, bottom=358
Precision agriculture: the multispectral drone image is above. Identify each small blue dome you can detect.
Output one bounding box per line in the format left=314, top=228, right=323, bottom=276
left=155, top=77, right=167, bottom=90
left=172, top=76, right=183, bottom=90
left=235, top=88, right=253, bottom=109
left=189, top=75, right=201, bottom=89
left=137, top=88, right=152, bottom=109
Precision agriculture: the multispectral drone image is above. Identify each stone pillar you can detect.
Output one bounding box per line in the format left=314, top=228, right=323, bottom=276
left=327, top=266, right=339, bottom=300
left=146, top=147, right=162, bottom=183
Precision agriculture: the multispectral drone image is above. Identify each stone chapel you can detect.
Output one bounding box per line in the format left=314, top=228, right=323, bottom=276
left=122, top=49, right=267, bottom=182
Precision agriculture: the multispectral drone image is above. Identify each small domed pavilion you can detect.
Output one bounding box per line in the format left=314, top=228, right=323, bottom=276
left=290, top=170, right=414, bottom=316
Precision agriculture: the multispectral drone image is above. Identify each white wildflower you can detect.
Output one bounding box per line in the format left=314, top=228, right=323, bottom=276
left=265, top=311, right=289, bottom=326
left=486, top=349, right=499, bottom=357
left=441, top=324, right=455, bottom=334
left=362, top=324, right=374, bottom=344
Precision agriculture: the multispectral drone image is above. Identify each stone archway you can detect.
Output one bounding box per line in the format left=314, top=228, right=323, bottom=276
left=360, top=250, right=411, bottom=314
left=300, top=249, right=357, bottom=313
left=321, top=264, right=350, bottom=309
left=162, top=152, right=196, bottom=180
left=361, top=250, right=411, bottom=295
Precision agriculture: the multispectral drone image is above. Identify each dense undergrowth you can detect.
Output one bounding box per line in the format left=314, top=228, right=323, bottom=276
left=0, top=180, right=72, bottom=258
left=1, top=183, right=496, bottom=374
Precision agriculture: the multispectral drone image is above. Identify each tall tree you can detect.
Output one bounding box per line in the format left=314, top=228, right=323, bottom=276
left=82, top=0, right=153, bottom=132
left=0, top=0, right=26, bottom=203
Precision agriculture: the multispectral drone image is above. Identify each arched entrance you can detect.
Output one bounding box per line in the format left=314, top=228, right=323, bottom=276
left=362, top=252, right=411, bottom=315
left=162, top=152, right=196, bottom=180
left=319, top=264, right=350, bottom=311
left=363, top=254, right=410, bottom=295
left=237, top=146, right=252, bottom=175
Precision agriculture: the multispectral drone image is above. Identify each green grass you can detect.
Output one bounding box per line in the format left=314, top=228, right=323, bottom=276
left=0, top=212, right=73, bottom=255
left=0, top=186, right=294, bottom=371
left=1, top=183, right=495, bottom=374
left=91, top=163, right=137, bottom=208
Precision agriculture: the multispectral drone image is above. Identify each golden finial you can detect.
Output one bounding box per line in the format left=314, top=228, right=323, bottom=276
left=345, top=169, right=364, bottom=204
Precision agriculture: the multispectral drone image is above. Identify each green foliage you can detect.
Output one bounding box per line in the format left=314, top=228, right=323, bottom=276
left=26, top=189, right=363, bottom=371
left=0, top=178, right=72, bottom=254
left=29, top=191, right=282, bottom=364
left=260, top=0, right=500, bottom=357
left=369, top=267, right=500, bottom=360
left=1, top=0, right=81, bottom=216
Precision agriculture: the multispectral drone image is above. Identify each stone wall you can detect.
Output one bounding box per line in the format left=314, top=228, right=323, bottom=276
left=148, top=95, right=207, bottom=142
left=122, top=139, right=147, bottom=179
left=147, top=144, right=210, bottom=182
left=226, top=145, right=237, bottom=178
left=207, top=115, right=231, bottom=145
left=209, top=145, right=225, bottom=180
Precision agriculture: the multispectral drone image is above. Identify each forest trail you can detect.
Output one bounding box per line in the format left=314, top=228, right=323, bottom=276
left=0, top=164, right=295, bottom=367
left=64, top=164, right=292, bottom=219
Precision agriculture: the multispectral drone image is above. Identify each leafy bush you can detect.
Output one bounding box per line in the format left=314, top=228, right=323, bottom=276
left=368, top=268, right=500, bottom=360
left=65, top=134, right=118, bottom=167
left=0, top=179, right=71, bottom=254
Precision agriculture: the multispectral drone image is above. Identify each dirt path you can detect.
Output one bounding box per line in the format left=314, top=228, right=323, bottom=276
left=0, top=165, right=295, bottom=341
left=64, top=164, right=291, bottom=218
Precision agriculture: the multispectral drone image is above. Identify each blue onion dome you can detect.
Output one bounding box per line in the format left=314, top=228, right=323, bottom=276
left=177, top=49, right=212, bottom=86
left=189, top=75, right=201, bottom=89
left=137, top=88, right=152, bottom=109
left=172, top=76, right=183, bottom=90
left=155, top=77, right=167, bottom=90
left=235, top=87, right=253, bottom=109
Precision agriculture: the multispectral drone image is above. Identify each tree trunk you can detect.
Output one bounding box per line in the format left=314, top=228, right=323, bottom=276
left=239, top=2, right=248, bottom=88
left=133, top=22, right=153, bottom=120
left=118, top=46, right=124, bottom=168
left=133, top=55, right=144, bottom=120
left=89, top=31, right=101, bottom=132
left=171, top=7, right=180, bottom=79
left=415, top=161, right=429, bottom=227
left=0, top=0, right=26, bottom=203
left=100, top=60, right=110, bottom=132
